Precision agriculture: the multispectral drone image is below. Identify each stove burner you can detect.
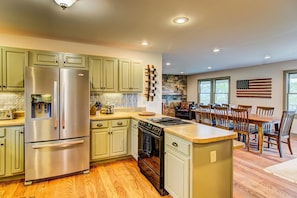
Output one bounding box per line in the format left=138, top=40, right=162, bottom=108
left=147, top=117, right=192, bottom=126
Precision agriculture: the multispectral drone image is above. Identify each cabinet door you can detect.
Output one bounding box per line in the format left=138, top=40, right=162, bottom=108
left=130, top=61, right=143, bottom=92
left=110, top=127, right=127, bottom=156
left=131, top=120, right=138, bottom=160
left=2, top=48, right=28, bottom=91
left=63, top=53, right=87, bottom=69
left=119, top=59, right=143, bottom=92
left=30, top=50, right=60, bottom=67
left=119, top=59, right=131, bottom=92
left=165, top=146, right=190, bottom=198
left=91, top=129, right=110, bottom=160
left=0, top=138, right=5, bottom=176
left=9, top=127, right=24, bottom=174
left=89, top=56, right=118, bottom=92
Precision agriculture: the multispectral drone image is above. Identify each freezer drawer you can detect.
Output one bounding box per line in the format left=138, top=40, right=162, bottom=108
left=25, top=137, right=89, bottom=182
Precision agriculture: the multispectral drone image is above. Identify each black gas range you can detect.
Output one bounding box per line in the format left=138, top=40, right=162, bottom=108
left=137, top=117, right=192, bottom=195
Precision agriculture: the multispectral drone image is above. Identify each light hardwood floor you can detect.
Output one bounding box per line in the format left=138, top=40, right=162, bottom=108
left=1, top=138, right=297, bottom=198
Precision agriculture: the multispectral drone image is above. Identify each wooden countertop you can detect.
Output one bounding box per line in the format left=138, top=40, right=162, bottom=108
left=1, top=112, right=236, bottom=144
left=0, top=117, right=25, bottom=127
left=164, top=124, right=236, bottom=144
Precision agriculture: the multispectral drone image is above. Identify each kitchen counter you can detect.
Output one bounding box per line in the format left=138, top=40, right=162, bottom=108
left=0, top=117, right=25, bottom=127
left=1, top=112, right=236, bottom=144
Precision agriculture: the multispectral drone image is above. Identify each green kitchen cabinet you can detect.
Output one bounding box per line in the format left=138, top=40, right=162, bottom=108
left=29, top=50, right=88, bottom=69
left=89, top=56, right=118, bottom=92
left=1, top=47, right=28, bottom=91
left=119, top=59, right=143, bottom=92
left=0, top=126, right=24, bottom=179
left=91, top=119, right=128, bottom=161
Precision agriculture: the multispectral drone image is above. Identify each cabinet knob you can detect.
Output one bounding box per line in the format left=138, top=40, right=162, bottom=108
left=117, top=122, right=123, bottom=126
left=97, top=123, right=103, bottom=127
left=0, top=143, right=4, bottom=146
left=172, top=142, right=178, bottom=147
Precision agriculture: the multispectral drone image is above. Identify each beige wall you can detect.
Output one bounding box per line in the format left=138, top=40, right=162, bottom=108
left=0, top=33, right=163, bottom=114
left=187, top=59, right=297, bottom=133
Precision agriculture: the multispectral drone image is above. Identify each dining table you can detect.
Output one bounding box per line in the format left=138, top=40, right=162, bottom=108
left=193, top=109, right=280, bottom=154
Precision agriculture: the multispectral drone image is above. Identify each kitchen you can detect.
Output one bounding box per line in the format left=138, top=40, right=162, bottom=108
left=1, top=0, right=297, bottom=198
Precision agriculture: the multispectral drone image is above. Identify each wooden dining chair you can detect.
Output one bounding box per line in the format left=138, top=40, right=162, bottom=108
left=254, top=106, right=275, bottom=132
left=222, top=104, right=230, bottom=108
left=263, top=111, right=295, bottom=158
left=214, top=106, right=233, bottom=130
left=237, top=105, right=252, bottom=113
left=231, top=108, right=251, bottom=151
left=196, top=105, right=214, bottom=126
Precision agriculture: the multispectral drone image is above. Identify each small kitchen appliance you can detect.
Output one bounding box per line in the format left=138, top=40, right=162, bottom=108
left=0, top=108, right=16, bottom=120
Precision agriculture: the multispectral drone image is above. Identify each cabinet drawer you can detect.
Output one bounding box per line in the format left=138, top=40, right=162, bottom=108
left=91, top=121, right=109, bottom=129
left=111, top=119, right=128, bottom=127
left=165, top=133, right=191, bottom=156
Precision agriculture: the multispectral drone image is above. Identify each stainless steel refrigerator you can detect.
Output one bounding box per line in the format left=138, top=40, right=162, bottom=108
left=24, top=66, right=90, bottom=185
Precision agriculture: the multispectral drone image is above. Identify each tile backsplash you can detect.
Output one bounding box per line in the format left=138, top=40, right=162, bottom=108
left=90, top=93, right=139, bottom=108
left=0, top=92, right=24, bottom=110
left=0, top=92, right=141, bottom=111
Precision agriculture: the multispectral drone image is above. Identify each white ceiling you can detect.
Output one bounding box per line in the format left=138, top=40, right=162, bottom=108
left=1, top=0, right=297, bottom=75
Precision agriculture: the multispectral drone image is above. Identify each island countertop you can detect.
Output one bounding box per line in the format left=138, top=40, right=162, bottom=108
left=164, top=123, right=236, bottom=144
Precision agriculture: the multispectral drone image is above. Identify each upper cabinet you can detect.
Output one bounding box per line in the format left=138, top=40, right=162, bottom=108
left=89, top=56, right=118, bottom=92
left=0, top=47, right=28, bottom=92
left=29, top=50, right=88, bottom=69
left=119, top=59, right=143, bottom=92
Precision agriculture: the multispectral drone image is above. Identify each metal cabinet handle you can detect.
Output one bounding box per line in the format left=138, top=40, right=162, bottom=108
left=172, top=142, right=178, bottom=147
left=117, top=122, right=123, bottom=125
left=96, top=123, right=103, bottom=127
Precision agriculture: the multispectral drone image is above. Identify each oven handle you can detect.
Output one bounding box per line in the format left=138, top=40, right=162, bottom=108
left=138, top=127, right=161, bottom=139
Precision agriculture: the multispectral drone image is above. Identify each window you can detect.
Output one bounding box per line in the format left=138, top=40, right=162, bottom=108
left=198, top=77, right=230, bottom=105
left=285, top=70, right=297, bottom=111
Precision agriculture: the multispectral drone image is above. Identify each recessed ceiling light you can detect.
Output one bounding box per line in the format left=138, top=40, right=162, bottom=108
left=212, top=48, right=220, bottom=53
left=165, top=62, right=171, bottom=66
left=140, top=41, right=150, bottom=46
left=264, top=55, right=271, bottom=59
left=180, top=72, right=184, bottom=74
left=208, top=66, right=212, bottom=70
left=173, top=17, right=189, bottom=24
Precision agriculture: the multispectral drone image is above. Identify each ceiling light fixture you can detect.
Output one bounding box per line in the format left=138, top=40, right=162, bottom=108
left=165, top=62, right=171, bottom=66
left=264, top=55, right=271, bottom=59
left=173, top=17, right=189, bottom=24
left=212, top=48, right=220, bottom=53
left=208, top=66, right=212, bottom=70
left=54, top=0, right=77, bottom=10
left=140, top=41, right=150, bottom=46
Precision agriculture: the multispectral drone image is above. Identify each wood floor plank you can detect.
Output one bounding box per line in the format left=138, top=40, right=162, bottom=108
left=1, top=138, right=297, bottom=197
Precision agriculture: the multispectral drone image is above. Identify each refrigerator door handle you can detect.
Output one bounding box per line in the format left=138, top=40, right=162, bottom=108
left=61, top=82, right=65, bottom=129
left=31, top=140, right=85, bottom=149
left=54, top=81, right=58, bottom=129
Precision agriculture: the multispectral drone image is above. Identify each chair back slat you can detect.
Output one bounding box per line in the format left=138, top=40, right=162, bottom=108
left=198, top=105, right=213, bottom=126
left=256, top=106, right=274, bottom=116
left=231, top=108, right=249, bottom=132
left=214, top=106, right=231, bottom=129
left=238, top=105, right=252, bottom=114
left=279, top=111, right=295, bottom=137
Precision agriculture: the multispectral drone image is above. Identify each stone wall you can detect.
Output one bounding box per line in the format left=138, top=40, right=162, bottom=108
left=162, top=74, right=187, bottom=116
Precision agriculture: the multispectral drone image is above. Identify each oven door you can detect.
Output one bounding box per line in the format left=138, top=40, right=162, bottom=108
left=138, top=126, right=165, bottom=194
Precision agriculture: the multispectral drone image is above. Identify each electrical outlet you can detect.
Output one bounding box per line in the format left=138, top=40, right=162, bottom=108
left=210, top=150, right=216, bottom=163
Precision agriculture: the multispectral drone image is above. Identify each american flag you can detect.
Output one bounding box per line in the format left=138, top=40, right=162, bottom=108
left=236, top=78, right=272, bottom=98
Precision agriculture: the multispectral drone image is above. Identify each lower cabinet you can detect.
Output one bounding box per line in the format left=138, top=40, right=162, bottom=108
left=164, top=133, right=233, bottom=198
left=0, top=126, right=24, bottom=178
left=91, top=119, right=129, bottom=161
left=130, top=119, right=138, bottom=160
left=165, top=133, right=190, bottom=198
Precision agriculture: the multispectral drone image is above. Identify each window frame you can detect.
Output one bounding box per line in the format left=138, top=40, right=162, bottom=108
left=197, top=76, right=230, bottom=105
left=284, top=70, right=297, bottom=112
